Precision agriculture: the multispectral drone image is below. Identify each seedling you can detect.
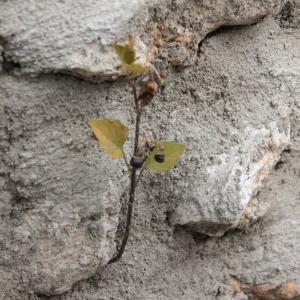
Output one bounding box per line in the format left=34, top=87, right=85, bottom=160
left=89, top=36, right=186, bottom=263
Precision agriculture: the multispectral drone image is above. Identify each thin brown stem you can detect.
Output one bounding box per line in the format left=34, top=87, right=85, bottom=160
left=108, top=167, right=137, bottom=263
left=109, top=80, right=142, bottom=264
left=132, top=79, right=139, bottom=110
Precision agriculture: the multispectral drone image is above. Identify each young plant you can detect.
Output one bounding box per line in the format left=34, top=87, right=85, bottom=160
left=89, top=36, right=186, bottom=263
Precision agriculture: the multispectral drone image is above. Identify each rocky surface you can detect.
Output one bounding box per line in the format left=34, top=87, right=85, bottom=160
left=0, top=0, right=283, bottom=81
left=0, top=0, right=151, bottom=81
left=47, top=145, right=300, bottom=300
left=166, top=13, right=299, bottom=236
left=0, top=0, right=300, bottom=299
left=0, top=74, right=139, bottom=296
left=170, top=121, right=290, bottom=236
left=0, top=74, right=127, bottom=295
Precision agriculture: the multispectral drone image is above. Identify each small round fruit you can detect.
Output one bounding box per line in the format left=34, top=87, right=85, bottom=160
left=154, top=153, right=165, bottom=163
left=130, top=157, right=144, bottom=169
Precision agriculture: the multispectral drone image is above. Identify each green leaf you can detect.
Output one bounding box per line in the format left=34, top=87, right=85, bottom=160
left=89, top=119, right=129, bottom=159
left=144, top=141, right=186, bottom=173
left=113, top=42, right=135, bottom=65
left=124, top=63, right=149, bottom=74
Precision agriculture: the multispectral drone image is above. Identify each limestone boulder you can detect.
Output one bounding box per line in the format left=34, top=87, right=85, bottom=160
left=0, top=0, right=299, bottom=298
left=0, top=0, right=283, bottom=81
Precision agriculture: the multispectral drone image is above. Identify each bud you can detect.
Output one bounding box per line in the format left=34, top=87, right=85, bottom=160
left=138, top=80, right=159, bottom=107
left=144, top=80, right=159, bottom=94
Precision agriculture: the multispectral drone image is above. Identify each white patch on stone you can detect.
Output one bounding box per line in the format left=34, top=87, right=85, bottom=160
left=171, top=121, right=290, bottom=236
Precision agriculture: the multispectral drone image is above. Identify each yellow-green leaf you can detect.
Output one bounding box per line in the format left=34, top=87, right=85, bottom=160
left=113, top=44, right=126, bottom=61
left=113, top=43, right=135, bottom=65
left=144, top=141, right=186, bottom=173
left=124, top=63, right=149, bottom=74
left=89, top=119, right=129, bottom=159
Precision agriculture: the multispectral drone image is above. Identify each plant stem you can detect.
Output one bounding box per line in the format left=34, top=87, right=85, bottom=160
left=132, top=79, right=139, bottom=110
left=109, top=80, right=141, bottom=264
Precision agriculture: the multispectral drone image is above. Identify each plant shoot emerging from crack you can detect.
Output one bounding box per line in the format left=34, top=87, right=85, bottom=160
left=89, top=36, right=186, bottom=263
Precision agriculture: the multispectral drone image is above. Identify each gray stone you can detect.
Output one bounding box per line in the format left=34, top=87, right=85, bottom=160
left=170, top=121, right=290, bottom=236
left=47, top=115, right=300, bottom=300
left=0, top=0, right=300, bottom=298
left=0, top=75, right=128, bottom=295
left=166, top=14, right=300, bottom=236
left=0, top=0, right=283, bottom=81
left=0, top=0, right=151, bottom=81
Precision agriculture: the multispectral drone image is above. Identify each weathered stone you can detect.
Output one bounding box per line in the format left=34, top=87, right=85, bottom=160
left=230, top=277, right=300, bottom=300
left=0, top=0, right=151, bottom=81
left=170, top=121, right=290, bottom=236
left=0, top=0, right=283, bottom=81
left=0, top=75, right=128, bottom=295
left=49, top=124, right=300, bottom=300
left=163, top=12, right=298, bottom=237
left=0, top=0, right=300, bottom=298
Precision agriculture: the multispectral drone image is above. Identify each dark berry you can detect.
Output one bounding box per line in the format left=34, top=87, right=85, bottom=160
left=154, top=153, right=165, bottom=163
left=130, top=157, right=144, bottom=169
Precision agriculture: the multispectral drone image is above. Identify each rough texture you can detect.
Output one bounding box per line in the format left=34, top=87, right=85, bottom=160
left=0, top=0, right=151, bottom=81
left=171, top=122, right=290, bottom=235
left=165, top=13, right=299, bottom=235
left=0, top=45, right=3, bottom=72
left=0, top=75, right=128, bottom=295
left=0, top=0, right=300, bottom=299
left=48, top=145, right=300, bottom=300
left=0, top=0, right=283, bottom=81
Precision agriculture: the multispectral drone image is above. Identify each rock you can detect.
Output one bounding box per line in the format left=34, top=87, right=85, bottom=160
left=47, top=123, right=300, bottom=300
left=161, top=10, right=299, bottom=237
left=170, top=121, right=290, bottom=236
left=0, top=0, right=283, bottom=81
left=0, top=75, right=128, bottom=295
left=0, top=0, right=300, bottom=298
left=230, top=277, right=300, bottom=300
left=0, top=0, right=151, bottom=81
left=150, top=0, right=284, bottom=43
left=168, top=15, right=300, bottom=236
